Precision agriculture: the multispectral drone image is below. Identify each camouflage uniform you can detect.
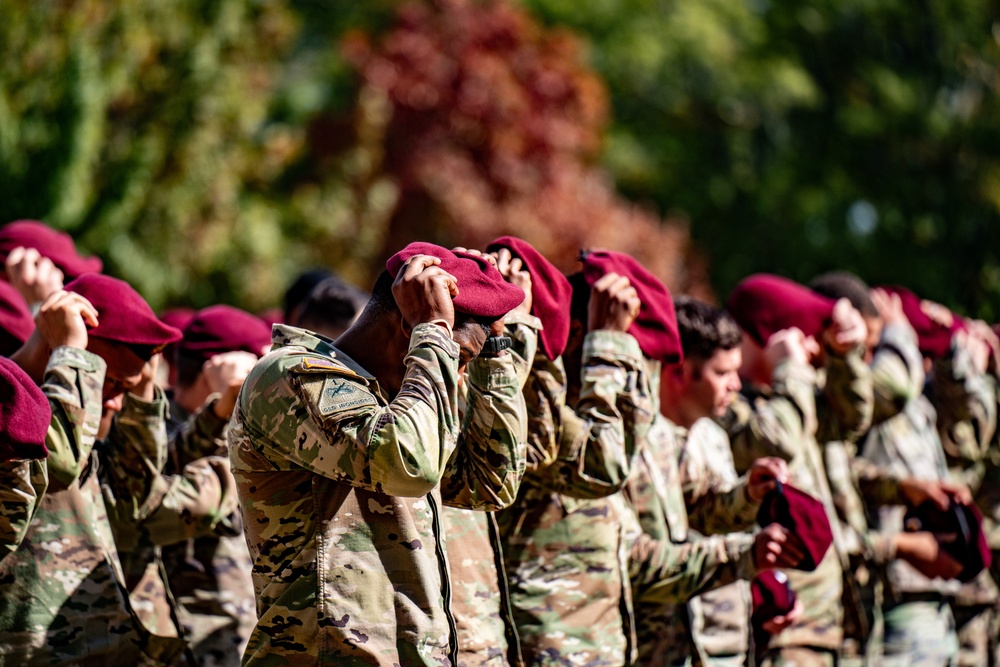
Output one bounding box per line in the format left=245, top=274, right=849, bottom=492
left=625, top=366, right=759, bottom=667
left=229, top=323, right=525, bottom=666
left=0, top=457, right=47, bottom=559
left=861, top=325, right=962, bottom=667
left=0, top=346, right=186, bottom=666
left=681, top=419, right=753, bottom=667
left=443, top=312, right=535, bottom=667
left=930, top=341, right=998, bottom=667
left=160, top=398, right=256, bottom=667
left=722, top=346, right=874, bottom=667
left=496, top=330, right=654, bottom=667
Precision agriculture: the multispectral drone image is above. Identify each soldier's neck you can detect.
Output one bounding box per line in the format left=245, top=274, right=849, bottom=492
left=335, top=318, right=407, bottom=397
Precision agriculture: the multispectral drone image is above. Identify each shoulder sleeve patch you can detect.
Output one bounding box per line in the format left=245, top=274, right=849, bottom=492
left=292, top=356, right=362, bottom=377
left=318, top=377, right=378, bottom=416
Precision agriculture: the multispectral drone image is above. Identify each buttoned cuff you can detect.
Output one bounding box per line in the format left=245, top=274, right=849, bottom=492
left=468, top=353, right=519, bottom=391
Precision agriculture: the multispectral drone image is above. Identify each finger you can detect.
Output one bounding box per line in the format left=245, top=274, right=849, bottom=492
left=451, top=247, right=468, bottom=254
left=5, top=246, right=25, bottom=274
left=79, top=303, right=99, bottom=328
left=400, top=255, right=441, bottom=279
left=605, top=275, right=632, bottom=297
left=592, top=272, right=620, bottom=291
left=509, top=257, right=524, bottom=275
left=495, top=248, right=511, bottom=273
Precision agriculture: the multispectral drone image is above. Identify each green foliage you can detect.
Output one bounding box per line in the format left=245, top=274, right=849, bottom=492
left=519, top=0, right=1000, bottom=318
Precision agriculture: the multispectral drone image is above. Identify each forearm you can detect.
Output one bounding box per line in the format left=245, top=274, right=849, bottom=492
left=441, top=354, right=527, bottom=510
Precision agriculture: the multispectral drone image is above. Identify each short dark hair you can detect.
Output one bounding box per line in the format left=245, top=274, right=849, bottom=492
left=674, top=296, right=742, bottom=361
left=809, top=271, right=878, bottom=318
left=296, top=276, right=369, bottom=335
left=175, top=350, right=206, bottom=388
left=283, top=268, right=334, bottom=324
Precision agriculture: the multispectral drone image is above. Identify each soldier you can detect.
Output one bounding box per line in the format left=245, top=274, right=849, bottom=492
left=0, top=277, right=189, bottom=665
left=228, top=243, right=526, bottom=666
left=157, top=305, right=271, bottom=665
left=658, top=297, right=782, bottom=667
left=862, top=285, right=991, bottom=667
left=723, top=274, right=873, bottom=667
left=0, top=356, right=51, bottom=558
left=607, top=267, right=797, bottom=667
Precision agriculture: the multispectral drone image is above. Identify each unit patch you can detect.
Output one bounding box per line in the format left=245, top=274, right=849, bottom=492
left=318, top=378, right=378, bottom=415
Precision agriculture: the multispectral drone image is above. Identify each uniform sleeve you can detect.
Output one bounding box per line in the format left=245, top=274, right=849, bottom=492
left=678, top=426, right=757, bottom=535
left=246, top=322, right=462, bottom=497
left=533, top=330, right=654, bottom=499
left=932, top=345, right=998, bottom=492
left=722, top=360, right=816, bottom=475
left=101, top=388, right=240, bottom=550
left=629, top=529, right=756, bottom=605
left=0, top=459, right=47, bottom=558
left=817, top=345, right=873, bottom=445
left=871, top=322, right=925, bottom=426
left=504, top=310, right=542, bottom=391
left=171, top=396, right=229, bottom=467
left=519, top=352, right=567, bottom=475
left=41, top=345, right=106, bottom=489
left=440, top=352, right=527, bottom=511
left=851, top=455, right=906, bottom=508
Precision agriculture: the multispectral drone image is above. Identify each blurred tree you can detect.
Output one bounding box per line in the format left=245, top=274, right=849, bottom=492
left=0, top=0, right=399, bottom=310
left=519, top=0, right=1000, bottom=318
left=336, top=0, right=702, bottom=291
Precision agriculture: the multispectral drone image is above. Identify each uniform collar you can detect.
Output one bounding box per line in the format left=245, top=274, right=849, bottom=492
left=271, top=324, right=375, bottom=380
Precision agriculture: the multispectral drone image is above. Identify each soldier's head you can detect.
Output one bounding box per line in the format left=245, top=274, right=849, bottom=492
left=282, top=268, right=333, bottom=326
left=810, top=271, right=881, bottom=358
left=173, top=305, right=272, bottom=413
left=661, top=297, right=743, bottom=427
left=345, top=244, right=524, bottom=393
left=295, top=275, right=369, bottom=340
left=65, top=275, right=181, bottom=423
left=726, top=274, right=835, bottom=385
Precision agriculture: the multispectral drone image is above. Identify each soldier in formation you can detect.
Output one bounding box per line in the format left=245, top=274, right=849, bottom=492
left=0, top=218, right=993, bottom=667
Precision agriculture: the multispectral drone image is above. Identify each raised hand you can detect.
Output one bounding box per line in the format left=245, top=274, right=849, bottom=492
left=392, top=254, right=459, bottom=332
left=588, top=272, right=640, bottom=333
left=35, top=290, right=98, bottom=350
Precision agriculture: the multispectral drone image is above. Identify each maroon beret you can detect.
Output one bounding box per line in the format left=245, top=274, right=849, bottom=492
left=0, top=356, right=51, bottom=461
left=385, top=242, right=526, bottom=319
left=578, top=249, right=683, bottom=364
left=880, top=286, right=964, bottom=359
left=904, top=500, right=991, bottom=583
left=0, top=220, right=102, bottom=278
left=486, top=236, right=572, bottom=360
left=0, top=281, right=35, bottom=356
left=757, top=482, right=833, bottom=571
left=751, top=570, right=796, bottom=640
left=179, top=305, right=273, bottom=364
left=727, top=274, right=836, bottom=347
left=159, top=308, right=196, bottom=334
left=65, top=274, right=182, bottom=350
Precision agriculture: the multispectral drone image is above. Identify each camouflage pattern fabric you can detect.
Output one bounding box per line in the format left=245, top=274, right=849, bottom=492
left=229, top=323, right=524, bottom=666
left=682, top=419, right=752, bottom=666
left=0, top=346, right=185, bottom=666
left=0, top=457, right=47, bottom=559
left=722, top=346, right=874, bottom=653
left=497, top=330, right=653, bottom=667
left=162, top=398, right=256, bottom=667
left=882, top=600, right=958, bottom=666
left=625, top=408, right=758, bottom=667
left=444, top=315, right=534, bottom=667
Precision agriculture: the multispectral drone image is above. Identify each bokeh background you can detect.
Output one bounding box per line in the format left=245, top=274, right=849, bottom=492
left=3, top=0, right=1000, bottom=317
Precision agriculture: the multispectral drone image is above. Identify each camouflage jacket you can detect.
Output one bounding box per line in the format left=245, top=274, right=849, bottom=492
left=444, top=314, right=533, bottom=667
left=721, top=347, right=873, bottom=652
left=160, top=398, right=256, bottom=667
left=860, top=323, right=978, bottom=599
left=626, top=409, right=758, bottom=667
left=497, top=330, right=654, bottom=667
left=0, top=458, right=47, bottom=560
left=229, top=323, right=524, bottom=667
left=0, top=346, right=185, bottom=666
